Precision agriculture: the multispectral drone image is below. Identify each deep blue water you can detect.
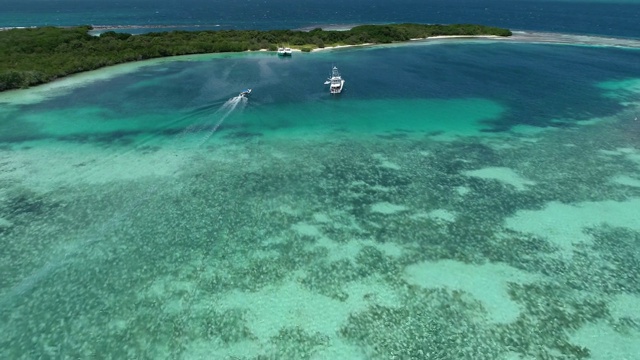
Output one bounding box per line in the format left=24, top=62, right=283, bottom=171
left=1, top=0, right=640, bottom=38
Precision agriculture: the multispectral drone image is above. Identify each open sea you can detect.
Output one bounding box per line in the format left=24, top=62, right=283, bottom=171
left=1, top=1, right=640, bottom=359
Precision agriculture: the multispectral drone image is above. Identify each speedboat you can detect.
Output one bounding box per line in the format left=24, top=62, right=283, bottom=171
left=239, top=88, right=252, bottom=97
left=325, top=66, right=345, bottom=94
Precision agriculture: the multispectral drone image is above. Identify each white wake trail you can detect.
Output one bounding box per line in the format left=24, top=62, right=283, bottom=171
left=197, top=95, right=247, bottom=146
left=0, top=94, right=249, bottom=308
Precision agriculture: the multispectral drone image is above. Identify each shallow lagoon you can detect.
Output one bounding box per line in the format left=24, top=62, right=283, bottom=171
left=1, top=38, right=640, bottom=359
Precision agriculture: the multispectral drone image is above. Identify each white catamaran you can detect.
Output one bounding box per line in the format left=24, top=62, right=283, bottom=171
left=324, top=66, right=345, bottom=94
left=277, top=46, right=292, bottom=56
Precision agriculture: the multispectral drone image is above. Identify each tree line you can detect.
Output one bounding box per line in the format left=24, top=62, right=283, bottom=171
left=0, top=24, right=511, bottom=91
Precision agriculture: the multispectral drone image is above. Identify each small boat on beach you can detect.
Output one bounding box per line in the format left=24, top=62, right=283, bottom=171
left=239, top=88, right=252, bottom=97
left=324, top=66, right=345, bottom=94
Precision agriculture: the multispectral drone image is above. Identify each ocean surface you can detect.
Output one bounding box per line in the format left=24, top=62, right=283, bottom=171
left=2, top=1, right=640, bottom=359
left=1, top=0, right=640, bottom=38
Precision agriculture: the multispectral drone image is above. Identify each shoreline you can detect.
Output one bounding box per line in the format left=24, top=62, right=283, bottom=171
left=1, top=23, right=513, bottom=91
left=4, top=27, right=640, bottom=94
left=308, top=32, right=640, bottom=53
left=2, top=30, right=637, bottom=102
left=310, top=35, right=505, bottom=52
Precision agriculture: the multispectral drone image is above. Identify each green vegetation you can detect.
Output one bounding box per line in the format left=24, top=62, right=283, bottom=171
left=0, top=23, right=511, bottom=91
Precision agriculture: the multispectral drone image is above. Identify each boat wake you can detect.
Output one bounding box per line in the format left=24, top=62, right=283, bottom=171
left=195, top=95, right=247, bottom=146
left=0, top=94, right=248, bottom=308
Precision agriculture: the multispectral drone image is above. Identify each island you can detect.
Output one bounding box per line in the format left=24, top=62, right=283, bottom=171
left=0, top=23, right=512, bottom=92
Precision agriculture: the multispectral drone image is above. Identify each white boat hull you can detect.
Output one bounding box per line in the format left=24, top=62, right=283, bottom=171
left=330, top=80, right=345, bottom=94
left=326, top=66, right=345, bottom=94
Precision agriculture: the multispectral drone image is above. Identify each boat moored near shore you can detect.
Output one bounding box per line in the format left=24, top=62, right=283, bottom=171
left=277, top=46, right=292, bottom=56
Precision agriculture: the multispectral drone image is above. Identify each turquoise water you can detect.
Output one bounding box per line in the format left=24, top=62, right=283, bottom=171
left=1, top=39, right=640, bottom=358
